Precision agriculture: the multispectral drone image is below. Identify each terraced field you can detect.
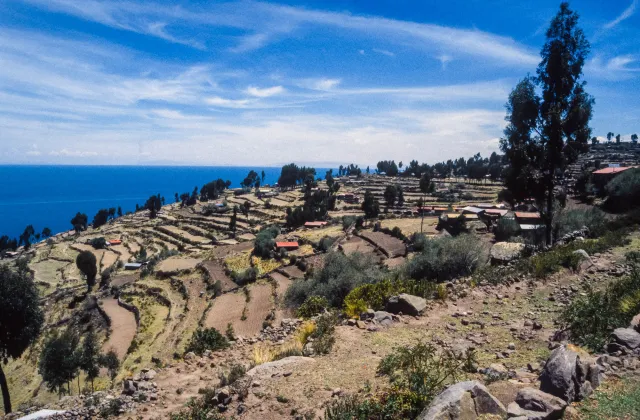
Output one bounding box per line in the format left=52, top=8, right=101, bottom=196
left=156, top=257, right=200, bottom=274
left=101, top=298, right=137, bottom=360
left=359, top=231, right=406, bottom=258
left=200, top=260, right=238, bottom=292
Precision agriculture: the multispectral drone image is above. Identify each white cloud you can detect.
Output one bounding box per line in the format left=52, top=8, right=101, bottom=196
left=49, top=149, right=99, bottom=157
left=245, top=85, right=285, bottom=97
left=205, top=96, right=252, bottom=108
left=297, top=78, right=342, bottom=91
left=437, top=54, right=452, bottom=70
left=586, top=55, right=640, bottom=80
left=373, top=48, right=395, bottom=57
left=604, top=0, right=637, bottom=29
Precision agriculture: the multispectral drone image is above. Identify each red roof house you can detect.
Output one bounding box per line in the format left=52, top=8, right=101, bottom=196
left=304, top=221, right=328, bottom=228
left=276, top=242, right=299, bottom=250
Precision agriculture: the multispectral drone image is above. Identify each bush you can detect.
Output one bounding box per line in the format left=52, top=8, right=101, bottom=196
left=560, top=253, right=640, bottom=351
left=185, top=328, right=229, bottom=355
left=494, top=217, right=519, bottom=241
left=403, top=234, right=484, bottom=282
left=318, top=236, right=336, bottom=252
left=231, top=267, right=258, bottom=285
left=218, top=364, right=246, bottom=386
left=553, top=207, right=606, bottom=238
left=605, top=168, right=640, bottom=212
left=285, top=252, right=385, bottom=308
left=253, top=225, right=280, bottom=258
left=89, top=237, right=107, bottom=249
left=225, top=323, right=235, bottom=341
left=297, top=296, right=329, bottom=318
left=343, top=278, right=436, bottom=318
left=310, top=313, right=338, bottom=354
left=342, top=216, right=357, bottom=231
left=410, top=233, right=428, bottom=252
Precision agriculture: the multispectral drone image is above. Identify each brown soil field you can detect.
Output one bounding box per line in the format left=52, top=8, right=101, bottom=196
left=208, top=241, right=254, bottom=259
left=110, top=273, right=138, bottom=287
left=161, top=225, right=209, bottom=244
left=100, top=298, right=137, bottom=360
left=297, top=225, right=343, bottom=242
left=280, top=265, right=305, bottom=279
left=340, top=236, right=379, bottom=257
left=101, top=250, right=119, bottom=272
left=383, top=256, right=406, bottom=269
left=380, top=216, right=440, bottom=236
left=110, top=244, right=131, bottom=263
left=205, top=292, right=246, bottom=333
left=359, top=231, right=406, bottom=258
left=235, top=283, right=274, bottom=337
left=200, top=260, right=238, bottom=292
left=156, top=257, right=200, bottom=273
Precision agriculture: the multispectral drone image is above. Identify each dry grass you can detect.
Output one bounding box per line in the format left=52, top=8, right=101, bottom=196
left=224, top=252, right=252, bottom=274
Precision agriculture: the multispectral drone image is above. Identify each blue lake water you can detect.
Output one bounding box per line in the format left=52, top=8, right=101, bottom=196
left=0, top=165, right=330, bottom=240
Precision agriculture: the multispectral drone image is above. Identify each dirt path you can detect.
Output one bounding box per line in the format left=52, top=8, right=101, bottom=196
left=101, top=298, right=137, bottom=360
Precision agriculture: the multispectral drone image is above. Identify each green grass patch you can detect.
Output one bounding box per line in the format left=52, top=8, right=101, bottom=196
left=579, top=377, right=640, bottom=420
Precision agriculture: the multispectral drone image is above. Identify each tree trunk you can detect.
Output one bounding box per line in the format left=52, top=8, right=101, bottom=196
left=0, top=364, right=12, bottom=414
left=546, top=174, right=554, bottom=246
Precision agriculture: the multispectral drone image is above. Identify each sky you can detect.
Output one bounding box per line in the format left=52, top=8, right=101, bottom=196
left=0, top=0, right=638, bottom=167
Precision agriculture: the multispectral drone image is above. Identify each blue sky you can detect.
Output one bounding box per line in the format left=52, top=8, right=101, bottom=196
left=0, top=0, right=638, bottom=166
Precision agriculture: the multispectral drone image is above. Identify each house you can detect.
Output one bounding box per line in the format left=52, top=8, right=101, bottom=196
left=462, top=214, right=479, bottom=221
left=461, top=206, right=485, bottom=215
left=475, top=203, right=506, bottom=209
left=108, top=239, right=122, bottom=246
left=304, top=221, right=328, bottom=228
left=338, top=193, right=360, bottom=204
left=484, top=208, right=509, bottom=219
left=592, top=166, right=635, bottom=189
left=515, top=211, right=542, bottom=225
left=276, top=241, right=299, bottom=250
left=124, top=263, right=143, bottom=270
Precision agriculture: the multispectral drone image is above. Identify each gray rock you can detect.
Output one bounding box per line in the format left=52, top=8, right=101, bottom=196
left=143, top=369, right=156, bottom=380
left=373, top=311, right=394, bottom=326
left=611, top=328, right=640, bottom=350
left=513, top=388, right=567, bottom=419
left=386, top=293, right=427, bottom=316
left=539, top=345, right=580, bottom=403
left=417, top=380, right=506, bottom=419
left=490, top=242, right=526, bottom=264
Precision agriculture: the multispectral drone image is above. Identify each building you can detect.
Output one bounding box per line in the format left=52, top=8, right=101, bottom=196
left=276, top=241, right=299, bottom=250
left=460, top=206, right=485, bottom=215
left=514, top=211, right=542, bottom=225
left=124, top=263, right=143, bottom=270
left=484, top=208, right=509, bottom=220
left=108, top=239, right=122, bottom=246
left=304, top=221, right=328, bottom=228
left=592, top=166, right=635, bottom=189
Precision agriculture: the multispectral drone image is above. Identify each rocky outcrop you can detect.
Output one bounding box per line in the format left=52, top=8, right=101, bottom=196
left=506, top=388, right=567, bottom=419
left=608, top=328, right=640, bottom=352
left=417, top=380, right=506, bottom=420
left=386, top=293, right=427, bottom=316
left=490, top=242, right=526, bottom=265
left=539, top=345, right=599, bottom=403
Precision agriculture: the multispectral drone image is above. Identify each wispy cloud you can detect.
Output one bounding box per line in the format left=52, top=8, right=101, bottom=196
left=373, top=48, right=395, bottom=57
left=297, top=78, right=342, bottom=91
left=17, top=0, right=538, bottom=66
left=604, top=0, right=637, bottom=29
left=586, top=55, right=640, bottom=80
left=245, top=85, right=285, bottom=97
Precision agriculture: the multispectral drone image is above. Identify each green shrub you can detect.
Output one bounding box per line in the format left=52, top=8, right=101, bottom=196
left=310, top=313, right=338, bottom=354
left=324, top=395, right=383, bottom=420
left=553, top=207, right=606, bottom=238
left=231, top=267, right=258, bottom=285
left=253, top=225, right=280, bottom=258
left=225, top=323, right=235, bottom=341
left=410, top=233, right=428, bottom=252
left=218, top=364, right=246, bottom=386
left=605, top=168, right=640, bottom=212
left=561, top=254, right=640, bottom=351
left=494, top=217, right=520, bottom=241
left=297, top=295, right=329, bottom=318
left=318, top=236, right=336, bottom=252
left=403, top=234, right=485, bottom=282
left=285, top=251, right=385, bottom=308
left=185, top=328, right=229, bottom=355
left=342, top=216, right=357, bottom=231
left=89, top=237, right=107, bottom=249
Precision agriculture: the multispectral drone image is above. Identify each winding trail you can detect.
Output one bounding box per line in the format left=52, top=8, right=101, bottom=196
left=101, top=298, right=137, bottom=360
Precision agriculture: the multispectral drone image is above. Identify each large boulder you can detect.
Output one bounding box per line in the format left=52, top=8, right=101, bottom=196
left=386, top=293, right=427, bottom=316
left=610, top=328, right=640, bottom=350
left=506, top=388, right=567, bottom=420
left=539, top=345, right=598, bottom=403
left=490, top=242, right=526, bottom=265
left=417, top=380, right=506, bottom=420
left=571, top=249, right=593, bottom=272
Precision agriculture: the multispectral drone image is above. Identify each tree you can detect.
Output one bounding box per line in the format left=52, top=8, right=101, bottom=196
left=99, top=350, right=120, bottom=383
left=70, top=212, right=88, bottom=233
left=41, top=227, right=52, bottom=238
left=502, top=2, right=593, bottom=244
left=591, top=136, right=599, bottom=145
left=0, top=266, right=44, bottom=413
left=242, top=170, right=259, bottom=189
left=419, top=172, right=433, bottom=233
left=242, top=201, right=251, bottom=222
left=229, top=206, right=238, bottom=234
left=616, top=133, right=621, bottom=144
left=175, top=192, right=179, bottom=203
left=361, top=190, right=380, bottom=219
left=38, top=328, right=80, bottom=395
left=397, top=186, right=405, bottom=206
left=79, top=329, right=100, bottom=391
left=117, top=206, right=122, bottom=217
left=632, top=134, right=638, bottom=144
left=76, top=251, right=97, bottom=291
left=261, top=170, right=266, bottom=184
left=383, top=185, right=397, bottom=207
left=144, top=194, right=162, bottom=218
left=92, top=209, right=110, bottom=228
left=19, top=225, right=35, bottom=249
left=607, top=132, right=614, bottom=143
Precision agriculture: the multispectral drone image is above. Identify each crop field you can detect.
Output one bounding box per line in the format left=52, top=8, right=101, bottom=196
left=380, top=216, right=440, bottom=236
left=359, top=231, right=406, bottom=258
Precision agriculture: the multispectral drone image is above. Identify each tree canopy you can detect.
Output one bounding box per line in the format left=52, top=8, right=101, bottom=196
left=76, top=251, right=97, bottom=291
left=0, top=266, right=44, bottom=413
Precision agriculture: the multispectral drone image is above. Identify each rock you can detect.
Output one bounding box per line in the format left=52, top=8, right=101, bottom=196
left=183, top=352, right=196, bottom=361
left=417, top=380, right=506, bottom=419
left=122, top=380, right=136, bottom=396
left=508, top=342, right=516, bottom=350
left=490, top=242, right=526, bottom=265
left=373, top=311, right=394, bottom=326
left=539, top=345, right=595, bottom=403
left=610, top=328, right=640, bottom=350
left=356, top=320, right=366, bottom=329
left=630, top=313, right=640, bottom=332
left=360, top=309, right=375, bottom=320
left=386, top=294, right=427, bottom=316
left=572, top=249, right=593, bottom=272
left=513, top=388, right=567, bottom=419
left=489, top=363, right=508, bottom=374
left=143, top=369, right=157, bottom=380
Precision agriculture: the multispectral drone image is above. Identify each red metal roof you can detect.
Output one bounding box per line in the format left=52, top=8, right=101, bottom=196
left=592, top=166, right=634, bottom=175
left=276, top=242, right=299, bottom=248
left=515, top=211, right=541, bottom=219
left=304, top=221, right=327, bottom=227
left=108, top=239, right=122, bottom=245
